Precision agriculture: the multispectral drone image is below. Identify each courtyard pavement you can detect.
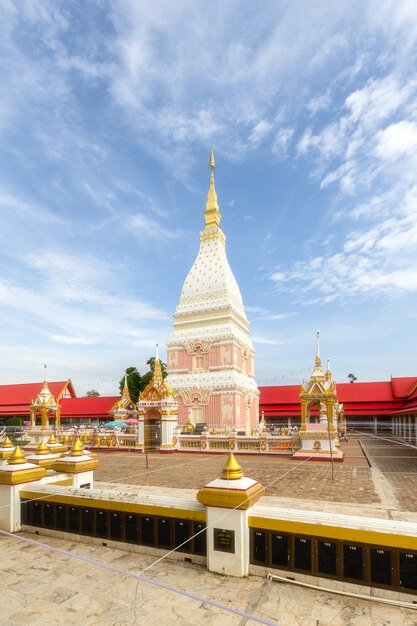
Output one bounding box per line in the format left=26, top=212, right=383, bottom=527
left=1, top=531, right=416, bottom=626
left=94, top=437, right=407, bottom=512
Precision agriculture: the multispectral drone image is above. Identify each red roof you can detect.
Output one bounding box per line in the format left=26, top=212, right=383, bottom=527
left=0, top=380, right=76, bottom=416
left=391, top=377, right=417, bottom=398
left=60, top=396, right=119, bottom=419
left=260, top=378, right=417, bottom=418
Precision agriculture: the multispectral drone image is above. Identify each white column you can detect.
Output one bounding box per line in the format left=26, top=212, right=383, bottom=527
left=160, top=408, right=178, bottom=451
left=205, top=507, right=250, bottom=577
left=373, top=416, right=377, bottom=434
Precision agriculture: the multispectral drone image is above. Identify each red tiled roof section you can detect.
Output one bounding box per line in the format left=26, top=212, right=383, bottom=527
left=60, top=396, right=120, bottom=418
left=338, top=382, right=395, bottom=402
left=0, top=381, right=73, bottom=406
left=260, top=385, right=301, bottom=403
left=391, top=377, right=417, bottom=398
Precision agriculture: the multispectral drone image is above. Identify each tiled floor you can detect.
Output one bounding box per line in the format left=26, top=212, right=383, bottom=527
left=94, top=438, right=379, bottom=507
left=1, top=531, right=416, bottom=626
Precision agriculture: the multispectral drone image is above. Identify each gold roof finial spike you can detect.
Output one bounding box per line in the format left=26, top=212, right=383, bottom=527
left=47, top=433, right=57, bottom=445
left=204, top=149, right=221, bottom=230
left=315, top=329, right=322, bottom=368
left=36, top=442, right=49, bottom=456
left=325, top=358, right=332, bottom=381
left=221, top=454, right=244, bottom=480
left=153, top=343, right=163, bottom=382
left=2, top=436, right=14, bottom=449
left=122, top=375, right=130, bottom=399
left=209, top=148, right=215, bottom=170
left=70, top=438, right=84, bottom=457
left=8, top=446, right=27, bottom=465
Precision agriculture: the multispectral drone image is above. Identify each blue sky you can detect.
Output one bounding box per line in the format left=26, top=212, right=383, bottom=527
left=1, top=1, right=416, bottom=395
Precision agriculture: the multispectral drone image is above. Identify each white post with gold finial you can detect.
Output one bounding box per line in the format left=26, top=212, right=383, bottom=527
left=0, top=447, right=47, bottom=532
left=197, top=454, right=264, bottom=577
left=51, top=439, right=98, bottom=488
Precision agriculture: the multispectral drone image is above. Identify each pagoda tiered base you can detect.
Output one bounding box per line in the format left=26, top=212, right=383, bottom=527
left=24, top=428, right=55, bottom=450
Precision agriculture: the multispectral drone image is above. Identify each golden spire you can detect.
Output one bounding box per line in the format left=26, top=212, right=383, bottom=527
left=152, top=344, right=163, bottom=382
left=209, top=148, right=215, bottom=170
left=2, top=436, right=14, bottom=449
left=121, top=375, right=130, bottom=400
left=221, top=454, right=244, bottom=480
left=70, top=438, right=84, bottom=457
left=325, top=358, right=332, bottom=381
left=47, top=433, right=57, bottom=445
left=8, top=446, right=27, bottom=465
left=204, top=149, right=221, bottom=229
left=36, top=442, right=49, bottom=455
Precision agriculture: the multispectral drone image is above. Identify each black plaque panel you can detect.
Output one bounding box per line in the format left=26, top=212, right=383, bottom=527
left=370, top=548, right=392, bottom=586
left=252, top=530, right=267, bottom=564
left=81, top=508, right=93, bottom=535
left=110, top=511, right=122, bottom=540
left=95, top=509, right=108, bottom=538
left=214, top=528, right=235, bottom=554
left=125, top=513, right=138, bottom=543
left=343, top=544, right=364, bottom=581
left=318, top=540, right=337, bottom=576
left=193, top=522, right=206, bottom=556
left=141, top=515, right=155, bottom=545
left=294, top=537, right=312, bottom=571
left=32, top=501, right=41, bottom=526
left=271, top=533, right=289, bottom=567
left=43, top=502, right=55, bottom=528
left=175, top=519, right=191, bottom=552
left=400, top=552, right=417, bottom=590
left=68, top=506, right=79, bottom=533
left=157, top=518, right=171, bottom=549
left=56, top=504, right=66, bottom=531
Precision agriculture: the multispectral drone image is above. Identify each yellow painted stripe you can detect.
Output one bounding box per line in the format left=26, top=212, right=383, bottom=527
left=19, top=490, right=206, bottom=523
left=248, top=516, right=417, bottom=550
left=47, top=478, right=73, bottom=487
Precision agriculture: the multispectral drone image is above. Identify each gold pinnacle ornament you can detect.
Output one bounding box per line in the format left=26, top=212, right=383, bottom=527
left=221, top=454, right=244, bottom=480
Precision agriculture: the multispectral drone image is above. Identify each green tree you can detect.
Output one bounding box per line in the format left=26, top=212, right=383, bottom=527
left=119, top=359, right=167, bottom=403
left=84, top=390, right=100, bottom=397
left=119, top=366, right=143, bottom=404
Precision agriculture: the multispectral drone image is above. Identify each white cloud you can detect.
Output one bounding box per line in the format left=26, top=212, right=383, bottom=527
left=252, top=335, right=285, bottom=345
left=374, top=120, right=417, bottom=161
left=272, top=127, right=294, bottom=158
left=129, top=213, right=178, bottom=240
left=248, top=120, right=272, bottom=147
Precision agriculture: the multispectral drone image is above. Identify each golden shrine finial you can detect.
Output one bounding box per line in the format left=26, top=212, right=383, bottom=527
left=2, top=436, right=13, bottom=449
left=209, top=148, right=215, bottom=170
left=152, top=344, right=163, bottom=382
left=122, top=375, right=130, bottom=399
left=325, top=358, right=332, bottom=381
left=204, top=149, right=221, bottom=230
left=315, top=329, right=322, bottom=369
left=221, top=454, right=244, bottom=480
left=8, top=446, right=26, bottom=465
left=70, top=438, right=84, bottom=457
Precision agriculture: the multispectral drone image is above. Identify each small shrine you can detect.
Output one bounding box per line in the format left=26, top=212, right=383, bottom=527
left=136, top=346, right=179, bottom=452
left=27, top=369, right=60, bottom=446
left=112, top=376, right=137, bottom=422
left=292, top=331, right=344, bottom=462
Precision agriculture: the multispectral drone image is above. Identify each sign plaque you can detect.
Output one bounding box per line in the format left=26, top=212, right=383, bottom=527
left=214, top=528, right=235, bottom=553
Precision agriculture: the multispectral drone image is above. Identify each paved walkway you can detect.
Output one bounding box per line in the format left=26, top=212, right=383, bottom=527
left=358, top=434, right=417, bottom=512
left=1, top=531, right=416, bottom=626
left=94, top=440, right=378, bottom=508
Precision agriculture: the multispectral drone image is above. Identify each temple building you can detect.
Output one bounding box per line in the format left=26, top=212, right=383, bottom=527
left=292, top=332, right=344, bottom=461
left=165, top=152, right=259, bottom=432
